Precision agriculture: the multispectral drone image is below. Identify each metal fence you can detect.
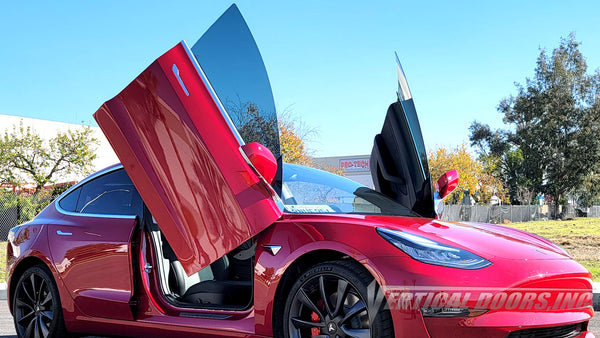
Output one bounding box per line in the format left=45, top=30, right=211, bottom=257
left=0, top=194, right=54, bottom=241
left=438, top=204, right=596, bottom=223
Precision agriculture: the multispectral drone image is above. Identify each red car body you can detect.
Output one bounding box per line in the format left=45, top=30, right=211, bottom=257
left=6, top=4, right=595, bottom=338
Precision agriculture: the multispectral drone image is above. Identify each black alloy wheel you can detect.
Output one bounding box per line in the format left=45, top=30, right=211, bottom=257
left=13, top=265, right=67, bottom=338
left=283, top=261, right=392, bottom=338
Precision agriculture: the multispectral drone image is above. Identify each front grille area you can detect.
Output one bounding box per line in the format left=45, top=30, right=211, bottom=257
left=507, top=322, right=584, bottom=338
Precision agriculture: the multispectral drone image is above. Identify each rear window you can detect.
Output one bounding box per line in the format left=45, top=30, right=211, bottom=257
left=58, top=187, right=81, bottom=212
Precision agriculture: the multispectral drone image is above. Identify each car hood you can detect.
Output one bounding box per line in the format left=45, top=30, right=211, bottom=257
left=292, top=214, right=571, bottom=262
left=333, top=214, right=571, bottom=260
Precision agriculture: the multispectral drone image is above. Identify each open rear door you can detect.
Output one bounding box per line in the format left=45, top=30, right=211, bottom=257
left=94, top=40, right=282, bottom=276
left=370, top=55, right=435, bottom=218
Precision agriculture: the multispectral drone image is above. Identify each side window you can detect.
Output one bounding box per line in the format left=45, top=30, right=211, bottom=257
left=59, top=169, right=142, bottom=217
left=58, top=187, right=81, bottom=212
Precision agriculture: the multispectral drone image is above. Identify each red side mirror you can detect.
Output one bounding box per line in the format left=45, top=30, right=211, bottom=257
left=241, top=142, right=277, bottom=184
left=435, top=169, right=459, bottom=199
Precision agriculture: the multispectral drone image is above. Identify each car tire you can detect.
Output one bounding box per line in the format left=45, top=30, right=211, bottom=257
left=283, top=260, right=393, bottom=337
left=13, top=265, right=68, bottom=338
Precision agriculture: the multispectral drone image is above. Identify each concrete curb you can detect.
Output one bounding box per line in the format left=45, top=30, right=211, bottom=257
left=0, top=282, right=597, bottom=310
left=0, top=283, right=5, bottom=302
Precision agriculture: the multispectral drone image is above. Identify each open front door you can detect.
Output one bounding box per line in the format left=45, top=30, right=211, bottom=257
left=370, top=56, right=435, bottom=218
left=94, top=39, right=282, bottom=276
left=190, top=5, right=280, bottom=159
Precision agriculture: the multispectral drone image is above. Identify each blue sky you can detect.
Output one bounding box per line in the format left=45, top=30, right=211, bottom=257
left=1, top=1, right=600, bottom=157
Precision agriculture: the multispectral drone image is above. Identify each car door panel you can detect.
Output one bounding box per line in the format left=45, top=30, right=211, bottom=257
left=48, top=216, right=137, bottom=321
left=94, top=42, right=282, bottom=276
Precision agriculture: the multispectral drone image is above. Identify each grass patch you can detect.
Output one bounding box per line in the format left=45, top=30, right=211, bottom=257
left=509, top=218, right=600, bottom=282
left=578, top=260, right=600, bottom=282
left=0, top=242, right=6, bottom=283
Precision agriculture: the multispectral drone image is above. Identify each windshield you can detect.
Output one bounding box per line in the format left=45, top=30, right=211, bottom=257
left=282, top=163, right=418, bottom=216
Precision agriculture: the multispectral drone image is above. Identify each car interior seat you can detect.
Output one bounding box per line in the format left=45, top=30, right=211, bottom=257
left=160, top=233, right=253, bottom=308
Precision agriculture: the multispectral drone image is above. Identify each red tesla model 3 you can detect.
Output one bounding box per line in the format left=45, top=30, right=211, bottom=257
left=6, top=4, right=595, bottom=338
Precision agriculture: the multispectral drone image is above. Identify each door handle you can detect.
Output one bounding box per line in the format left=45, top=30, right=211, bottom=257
left=56, top=230, right=72, bottom=236
left=144, top=263, right=153, bottom=273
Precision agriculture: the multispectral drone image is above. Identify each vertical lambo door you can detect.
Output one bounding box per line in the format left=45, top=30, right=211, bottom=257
left=94, top=4, right=283, bottom=277
left=370, top=55, right=435, bottom=218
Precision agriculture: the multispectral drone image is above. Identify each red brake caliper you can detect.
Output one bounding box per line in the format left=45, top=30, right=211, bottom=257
left=311, top=312, right=320, bottom=336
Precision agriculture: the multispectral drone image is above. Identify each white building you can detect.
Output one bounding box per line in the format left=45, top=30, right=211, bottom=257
left=0, top=114, right=118, bottom=184
left=313, top=155, right=373, bottom=188
left=1, top=114, right=374, bottom=188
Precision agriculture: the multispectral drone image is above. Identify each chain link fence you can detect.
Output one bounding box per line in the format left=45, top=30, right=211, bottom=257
left=0, top=194, right=54, bottom=240
left=438, top=204, right=593, bottom=223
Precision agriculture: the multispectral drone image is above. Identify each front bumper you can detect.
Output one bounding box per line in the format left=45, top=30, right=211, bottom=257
left=369, top=256, right=594, bottom=337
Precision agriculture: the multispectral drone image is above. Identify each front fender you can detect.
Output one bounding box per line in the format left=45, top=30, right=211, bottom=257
left=252, top=217, right=413, bottom=336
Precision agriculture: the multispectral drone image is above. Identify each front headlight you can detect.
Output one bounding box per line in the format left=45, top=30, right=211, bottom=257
left=377, top=227, right=492, bottom=269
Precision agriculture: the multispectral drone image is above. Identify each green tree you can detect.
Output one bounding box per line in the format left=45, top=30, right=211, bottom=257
left=228, top=101, right=313, bottom=166
left=578, top=170, right=600, bottom=207
left=279, top=118, right=312, bottom=166
left=470, top=33, right=600, bottom=210
left=0, top=121, right=99, bottom=193
left=233, top=102, right=280, bottom=158
left=428, top=143, right=507, bottom=204
left=469, top=123, right=534, bottom=204
left=223, top=102, right=339, bottom=174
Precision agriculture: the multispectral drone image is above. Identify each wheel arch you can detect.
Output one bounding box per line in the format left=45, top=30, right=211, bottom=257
left=254, top=219, right=398, bottom=336
left=8, top=256, right=50, bottom=314
left=273, top=249, right=348, bottom=312
left=271, top=248, right=389, bottom=336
